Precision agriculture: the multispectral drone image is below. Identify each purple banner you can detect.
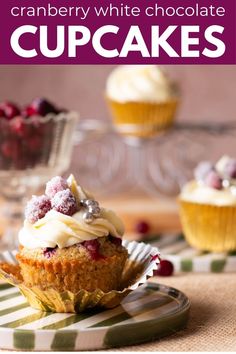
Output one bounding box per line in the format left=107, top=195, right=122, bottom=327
left=0, top=0, right=235, bottom=64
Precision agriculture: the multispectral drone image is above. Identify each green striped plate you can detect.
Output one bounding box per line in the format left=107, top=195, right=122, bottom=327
left=145, top=234, right=236, bottom=273
left=0, top=282, right=190, bottom=350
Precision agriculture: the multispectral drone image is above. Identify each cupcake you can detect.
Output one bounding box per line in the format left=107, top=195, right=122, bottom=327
left=106, top=65, right=179, bottom=138
left=179, top=156, right=236, bottom=252
left=17, top=174, right=128, bottom=294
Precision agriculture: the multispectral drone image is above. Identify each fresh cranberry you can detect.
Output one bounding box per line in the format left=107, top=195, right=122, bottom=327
left=43, top=247, right=57, bottom=259
left=82, top=239, right=102, bottom=260
left=205, top=170, right=223, bottom=190
left=28, top=98, right=58, bottom=117
left=10, top=116, right=29, bottom=137
left=154, top=259, right=174, bottom=277
left=135, top=221, right=150, bottom=235
left=0, top=102, right=20, bottom=120
left=45, top=176, right=68, bottom=198
left=109, top=235, right=122, bottom=246
left=1, top=140, right=19, bottom=160
left=22, top=105, right=37, bottom=118
left=25, top=195, right=51, bottom=223
left=51, top=189, right=77, bottom=216
left=225, top=160, right=236, bottom=179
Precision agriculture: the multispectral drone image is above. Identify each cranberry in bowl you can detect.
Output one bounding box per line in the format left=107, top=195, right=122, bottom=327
left=0, top=98, right=78, bottom=249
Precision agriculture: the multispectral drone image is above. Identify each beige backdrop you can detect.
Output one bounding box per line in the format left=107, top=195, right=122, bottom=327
left=0, top=65, right=235, bottom=123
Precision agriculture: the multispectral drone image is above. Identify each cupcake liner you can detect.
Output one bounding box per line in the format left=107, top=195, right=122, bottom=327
left=179, top=200, right=236, bottom=252
left=106, top=97, right=179, bottom=138
left=0, top=240, right=160, bottom=313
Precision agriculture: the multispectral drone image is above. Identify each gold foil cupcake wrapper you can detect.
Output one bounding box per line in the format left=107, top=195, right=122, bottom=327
left=179, top=200, right=236, bottom=252
left=106, top=97, right=179, bottom=138
left=0, top=241, right=160, bottom=313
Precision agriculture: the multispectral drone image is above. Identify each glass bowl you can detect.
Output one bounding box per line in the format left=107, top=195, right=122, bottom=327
left=0, top=111, right=78, bottom=248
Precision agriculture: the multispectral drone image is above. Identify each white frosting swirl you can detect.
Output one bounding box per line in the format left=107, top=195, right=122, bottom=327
left=180, top=181, right=236, bottom=206
left=106, top=65, right=175, bottom=103
left=19, top=175, right=125, bottom=249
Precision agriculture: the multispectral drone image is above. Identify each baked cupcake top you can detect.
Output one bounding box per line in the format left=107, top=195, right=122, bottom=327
left=19, top=175, right=125, bottom=249
left=106, top=65, right=176, bottom=104
left=180, top=156, right=236, bottom=206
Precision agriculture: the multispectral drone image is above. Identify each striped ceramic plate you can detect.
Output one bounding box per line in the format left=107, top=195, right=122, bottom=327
left=144, top=234, right=236, bottom=273
left=0, top=282, right=190, bottom=351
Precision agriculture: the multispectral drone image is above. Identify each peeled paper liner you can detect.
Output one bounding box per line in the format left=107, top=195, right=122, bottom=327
left=0, top=240, right=160, bottom=313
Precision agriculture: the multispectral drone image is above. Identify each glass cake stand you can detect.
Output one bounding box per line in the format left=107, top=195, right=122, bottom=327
left=1, top=116, right=236, bottom=249
left=72, top=119, right=236, bottom=198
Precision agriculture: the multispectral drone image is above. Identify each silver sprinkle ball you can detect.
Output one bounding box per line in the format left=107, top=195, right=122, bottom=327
left=87, top=200, right=99, bottom=207
left=80, top=199, right=87, bottom=206
left=89, top=206, right=101, bottom=217
left=83, top=211, right=94, bottom=224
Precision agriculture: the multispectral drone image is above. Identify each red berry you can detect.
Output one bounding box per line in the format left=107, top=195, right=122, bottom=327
left=22, top=105, right=37, bottom=118
left=10, top=116, right=29, bottom=137
left=28, top=98, right=58, bottom=117
left=205, top=170, right=223, bottom=190
left=25, top=195, right=51, bottom=223
left=82, top=239, right=102, bottom=260
left=1, top=140, right=19, bottom=159
left=154, top=259, right=174, bottom=277
left=45, top=176, right=68, bottom=198
left=135, top=221, right=150, bottom=235
left=0, top=102, right=20, bottom=120
left=51, top=189, right=77, bottom=216
left=43, top=247, right=57, bottom=259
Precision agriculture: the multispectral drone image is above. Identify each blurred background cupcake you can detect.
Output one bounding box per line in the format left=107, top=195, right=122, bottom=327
left=106, top=65, right=180, bottom=139
left=179, top=156, right=236, bottom=252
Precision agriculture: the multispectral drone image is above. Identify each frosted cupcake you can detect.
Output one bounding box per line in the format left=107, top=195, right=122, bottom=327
left=179, top=156, right=236, bottom=252
left=17, top=175, right=128, bottom=293
left=106, top=65, right=179, bottom=138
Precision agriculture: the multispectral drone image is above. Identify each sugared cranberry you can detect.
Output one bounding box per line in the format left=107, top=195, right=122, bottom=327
left=154, top=259, right=174, bottom=277
left=82, top=239, right=102, bottom=260
left=135, top=221, right=150, bottom=235
left=205, top=170, right=223, bottom=190
left=194, top=161, right=214, bottom=181
left=0, top=102, right=20, bottom=120
left=25, top=195, right=51, bottom=223
left=1, top=140, right=19, bottom=159
left=225, top=159, right=236, bottom=179
left=10, top=116, right=29, bottom=137
left=28, top=98, right=58, bottom=117
left=45, top=176, right=68, bottom=198
left=51, top=189, right=77, bottom=216
left=43, top=247, right=57, bottom=259
left=109, top=235, right=122, bottom=246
